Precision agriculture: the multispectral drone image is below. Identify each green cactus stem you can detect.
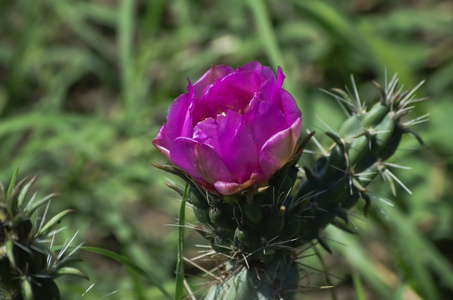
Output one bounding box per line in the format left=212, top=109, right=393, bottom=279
left=293, top=75, right=427, bottom=250
left=204, top=256, right=299, bottom=300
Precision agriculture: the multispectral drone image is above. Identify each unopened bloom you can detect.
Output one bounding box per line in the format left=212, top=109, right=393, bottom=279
left=153, top=62, right=302, bottom=195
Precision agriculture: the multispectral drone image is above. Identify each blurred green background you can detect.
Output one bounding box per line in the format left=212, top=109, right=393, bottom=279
left=1, top=0, right=452, bottom=299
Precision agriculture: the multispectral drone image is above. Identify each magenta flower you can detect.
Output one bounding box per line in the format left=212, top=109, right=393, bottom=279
left=153, top=62, right=302, bottom=195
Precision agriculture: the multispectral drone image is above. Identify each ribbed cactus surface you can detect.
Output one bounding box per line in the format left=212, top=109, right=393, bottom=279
left=156, top=75, right=426, bottom=299
left=203, top=257, right=298, bottom=300
left=0, top=171, right=87, bottom=300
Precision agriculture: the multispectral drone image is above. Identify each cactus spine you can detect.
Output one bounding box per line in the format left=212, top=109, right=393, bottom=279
left=157, top=75, right=426, bottom=299
left=0, top=171, right=87, bottom=300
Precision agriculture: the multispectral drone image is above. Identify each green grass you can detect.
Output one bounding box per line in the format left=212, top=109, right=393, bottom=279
left=1, top=0, right=453, bottom=299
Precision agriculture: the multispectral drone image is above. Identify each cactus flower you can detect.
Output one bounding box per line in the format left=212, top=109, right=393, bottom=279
left=153, top=62, right=302, bottom=195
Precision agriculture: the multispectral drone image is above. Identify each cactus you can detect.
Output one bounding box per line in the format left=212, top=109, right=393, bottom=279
left=0, top=170, right=88, bottom=300
left=156, top=74, right=426, bottom=299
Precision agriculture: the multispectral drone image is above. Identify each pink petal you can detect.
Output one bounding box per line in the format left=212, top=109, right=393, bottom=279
left=260, top=71, right=301, bottom=128
left=277, top=89, right=302, bottom=127
left=193, top=65, right=234, bottom=98
left=227, top=98, right=287, bottom=182
left=238, top=61, right=275, bottom=82
left=214, top=181, right=249, bottom=195
left=152, top=124, right=171, bottom=160
left=193, top=110, right=242, bottom=160
left=165, top=91, right=194, bottom=140
left=259, top=117, right=301, bottom=177
left=191, top=70, right=261, bottom=123
left=214, top=172, right=265, bottom=195
left=276, top=67, right=285, bottom=87
left=170, top=137, right=233, bottom=185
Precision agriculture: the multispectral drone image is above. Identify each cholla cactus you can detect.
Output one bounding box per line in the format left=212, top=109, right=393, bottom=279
left=153, top=65, right=426, bottom=300
left=0, top=171, right=87, bottom=300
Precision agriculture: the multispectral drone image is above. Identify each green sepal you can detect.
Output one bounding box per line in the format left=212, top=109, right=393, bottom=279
left=188, top=185, right=209, bottom=209
left=193, top=206, right=212, bottom=226
left=235, top=227, right=261, bottom=250
left=261, top=207, right=285, bottom=238
left=292, top=130, right=316, bottom=164
left=279, top=214, right=301, bottom=241
left=163, top=181, right=184, bottom=196
left=209, top=202, right=236, bottom=232
left=151, top=163, right=186, bottom=177
left=241, top=201, right=263, bottom=224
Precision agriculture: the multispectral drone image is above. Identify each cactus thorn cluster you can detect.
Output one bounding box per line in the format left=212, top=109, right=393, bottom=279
left=0, top=170, right=88, bottom=300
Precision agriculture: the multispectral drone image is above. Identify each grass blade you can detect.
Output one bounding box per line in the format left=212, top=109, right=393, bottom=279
left=118, top=0, right=135, bottom=108
left=352, top=271, right=366, bottom=300
left=174, top=183, right=188, bottom=300
left=246, top=0, right=285, bottom=71
left=82, top=246, right=172, bottom=300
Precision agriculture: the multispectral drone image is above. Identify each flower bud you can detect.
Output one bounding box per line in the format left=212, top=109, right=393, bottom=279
left=153, top=62, right=302, bottom=195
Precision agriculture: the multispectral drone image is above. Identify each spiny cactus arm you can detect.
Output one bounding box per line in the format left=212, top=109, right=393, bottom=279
left=293, top=75, right=427, bottom=251
left=1, top=172, right=88, bottom=300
